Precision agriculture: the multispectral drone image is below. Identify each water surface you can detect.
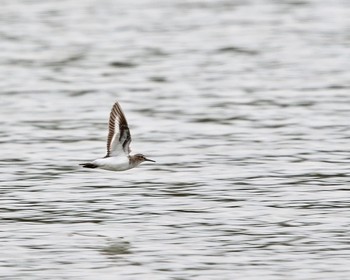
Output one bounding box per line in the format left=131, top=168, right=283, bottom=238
left=1, top=0, right=350, bottom=279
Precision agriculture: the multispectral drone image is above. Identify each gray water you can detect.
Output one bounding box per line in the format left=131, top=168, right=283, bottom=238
left=1, top=0, right=350, bottom=279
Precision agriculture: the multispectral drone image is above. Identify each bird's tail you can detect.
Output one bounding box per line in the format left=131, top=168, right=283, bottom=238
left=79, top=163, right=98, bottom=169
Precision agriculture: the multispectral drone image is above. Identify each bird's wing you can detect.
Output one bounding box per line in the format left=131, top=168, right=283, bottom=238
left=106, top=101, right=132, bottom=157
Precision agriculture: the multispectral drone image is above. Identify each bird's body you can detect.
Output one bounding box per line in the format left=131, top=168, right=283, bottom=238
left=83, top=156, right=131, bottom=171
left=80, top=101, right=155, bottom=171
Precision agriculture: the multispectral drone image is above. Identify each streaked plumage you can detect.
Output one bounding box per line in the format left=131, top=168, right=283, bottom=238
left=80, top=101, right=155, bottom=171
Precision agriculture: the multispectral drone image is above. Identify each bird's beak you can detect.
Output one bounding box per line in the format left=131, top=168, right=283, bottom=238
left=145, top=158, right=156, bottom=162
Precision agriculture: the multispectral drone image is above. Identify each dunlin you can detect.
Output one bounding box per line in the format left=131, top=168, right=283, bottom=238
left=80, top=101, right=155, bottom=171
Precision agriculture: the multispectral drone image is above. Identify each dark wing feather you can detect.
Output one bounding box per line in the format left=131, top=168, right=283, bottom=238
left=106, top=101, right=132, bottom=157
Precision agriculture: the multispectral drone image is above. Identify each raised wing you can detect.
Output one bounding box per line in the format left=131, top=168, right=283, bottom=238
left=106, top=101, right=132, bottom=157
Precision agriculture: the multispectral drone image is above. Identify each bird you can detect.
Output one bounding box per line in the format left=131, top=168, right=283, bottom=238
left=80, top=101, right=155, bottom=171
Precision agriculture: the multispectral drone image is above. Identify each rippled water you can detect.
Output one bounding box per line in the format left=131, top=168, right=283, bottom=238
left=1, top=0, right=350, bottom=279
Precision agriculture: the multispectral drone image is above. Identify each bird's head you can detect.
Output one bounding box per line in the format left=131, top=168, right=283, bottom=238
left=132, top=154, right=155, bottom=166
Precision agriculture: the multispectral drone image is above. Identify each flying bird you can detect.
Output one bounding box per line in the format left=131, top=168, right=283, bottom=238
left=80, top=101, right=155, bottom=171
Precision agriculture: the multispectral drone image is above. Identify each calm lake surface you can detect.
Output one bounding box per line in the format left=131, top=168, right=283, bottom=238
left=1, top=0, right=350, bottom=279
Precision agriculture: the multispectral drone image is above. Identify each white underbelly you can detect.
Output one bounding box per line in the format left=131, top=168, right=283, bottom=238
left=94, top=157, right=131, bottom=171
